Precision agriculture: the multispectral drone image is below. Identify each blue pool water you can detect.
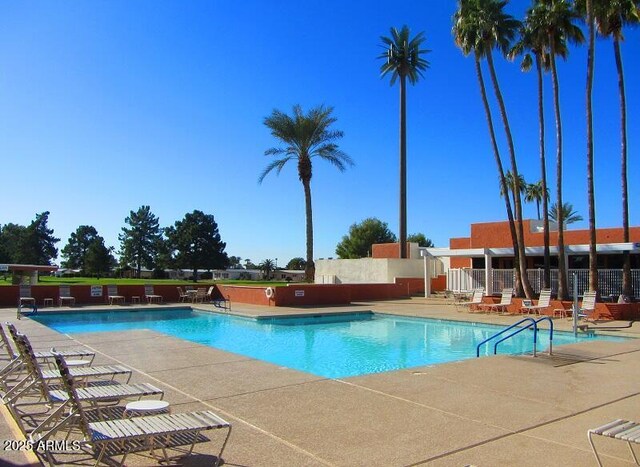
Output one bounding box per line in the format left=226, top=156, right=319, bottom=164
left=31, top=309, right=624, bottom=378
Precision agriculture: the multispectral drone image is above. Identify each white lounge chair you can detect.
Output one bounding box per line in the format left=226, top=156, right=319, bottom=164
left=521, top=289, right=551, bottom=315
left=0, top=323, right=95, bottom=380
left=30, top=354, right=232, bottom=467
left=588, top=419, right=640, bottom=467
left=106, top=285, right=125, bottom=305
left=7, top=333, right=164, bottom=436
left=478, top=288, right=513, bottom=314
left=58, top=285, right=75, bottom=307
left=455, top=289, right=484, bottom=312
left=176, top=286, right=189, bottom=303
left=18, top=285, right=36, bottom=308
left=144, top=285, right=163, bottom=304
left=554, top=290, right=596, bottom=319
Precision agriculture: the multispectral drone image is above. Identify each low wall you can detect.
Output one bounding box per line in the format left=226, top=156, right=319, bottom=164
left=0, top=284, right=188, bottom=307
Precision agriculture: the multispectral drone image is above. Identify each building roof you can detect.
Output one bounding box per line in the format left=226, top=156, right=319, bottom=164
left=423, top=242, right=640, bottom=258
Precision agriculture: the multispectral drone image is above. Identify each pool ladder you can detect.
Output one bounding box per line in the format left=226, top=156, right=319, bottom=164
left=476, top=316, right=554, bottom=358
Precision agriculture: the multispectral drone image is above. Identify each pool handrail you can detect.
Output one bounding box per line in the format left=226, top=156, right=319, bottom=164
left=476, top=317, right=537, bottom=357
left=493, top=320, right=538, bottom=356
left=535, top=316, right=554, bottom=355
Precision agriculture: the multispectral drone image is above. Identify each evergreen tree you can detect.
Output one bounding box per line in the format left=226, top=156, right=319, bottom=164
left=118, top=205, right=162, bottom=278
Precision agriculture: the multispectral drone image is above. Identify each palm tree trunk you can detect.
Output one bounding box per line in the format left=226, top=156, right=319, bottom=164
left=585, top=3, right=598, bottom=295
left=399, top=74, right=408, bottom=259
left=549, top=48, right=569, bottom=300
left=474, top=54, right=521, bottom=296
left=536, top=54, right=551, bottom=290
left=486, top=50, right=533, bottom=298
left=303, top=179, right=315, bottom=282
left=613, top=37, right=632, bottom=298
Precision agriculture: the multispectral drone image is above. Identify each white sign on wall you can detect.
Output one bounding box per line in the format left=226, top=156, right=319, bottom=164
left=0, top=264, right=9, bottom=272
left=294, top=290, right=305, bottom=297
left=90, top=285, right=103, bottom=297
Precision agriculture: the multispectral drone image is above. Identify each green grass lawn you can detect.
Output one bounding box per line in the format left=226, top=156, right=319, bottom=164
left=0, top=276, right=293, bottom=288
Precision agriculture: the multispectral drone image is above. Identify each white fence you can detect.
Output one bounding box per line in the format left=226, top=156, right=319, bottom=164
left=448, top=268, right=640, bottom=297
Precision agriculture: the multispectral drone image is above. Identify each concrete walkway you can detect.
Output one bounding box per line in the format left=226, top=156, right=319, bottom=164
left=1, top=298, right=639, bottom=466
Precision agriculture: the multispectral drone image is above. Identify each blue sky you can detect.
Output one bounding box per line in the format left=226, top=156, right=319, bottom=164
left=1, top=1, right=638, bottom=266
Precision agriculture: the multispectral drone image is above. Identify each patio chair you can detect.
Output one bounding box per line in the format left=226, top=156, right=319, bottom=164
left=18, top=285, right=36, bottom=308
left=521, top=289, right=552, bottom=315
left=477, top=288, right=514, bottom=314
left=106, top=285, right=125, bottom=305
left=7, top=333, right=164, bottom=436
left=194, top=288, right=207, bottom=303
left=1, top=325, right=132, bottom=395
left=554, top=291, right=597, bottom=319
left=144, top=285, right=163, bottom=304
left=176, top=286, right=189, bottom=303
left=206, top=286, right=231, bottom=310
left=455, top=289, right=484, bottom=312
left=0, top=323, right=95, bottom=379
left=588, top=419, right=640, bottom=467
left=29, top=354, right=232, bottom=467
left=58, top=285, right=76, bottom=307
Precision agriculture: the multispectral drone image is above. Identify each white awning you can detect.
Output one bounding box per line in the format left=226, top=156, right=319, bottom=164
left=422, top=242, right=640, bottom=258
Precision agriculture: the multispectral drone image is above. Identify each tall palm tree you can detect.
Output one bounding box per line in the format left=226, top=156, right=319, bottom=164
left=525, top=181, right=550, bottom=221
left=260, top=105, right=353, bottom=282
left=453, top=0, right=533, bottom=298
left=534, top=0, right=584, bottom=300
left=509, top=7, right=553, bottom=290
left=587, top=0, right=639, bottom=298
left=259, top=259, right=276, bottom=280
left=378, top=25, right=430, bottom=259
left=498, top=170, right=526, bottom=206
left=549, top=202, right=584, bottom=226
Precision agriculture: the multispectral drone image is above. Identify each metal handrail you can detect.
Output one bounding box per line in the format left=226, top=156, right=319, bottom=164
left=476, top=317, right=537, bottom=357
left=493, top=320, right=538, bottom=356
left=535, top=316, right=554, bottom=355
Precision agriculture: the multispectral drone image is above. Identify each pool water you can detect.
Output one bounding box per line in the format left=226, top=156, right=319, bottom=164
left=31, top=309, right=624, bottom=378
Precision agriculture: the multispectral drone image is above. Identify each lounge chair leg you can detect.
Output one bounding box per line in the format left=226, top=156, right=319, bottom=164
left=588, top=431, right=604, bottom=467
left=629, top=441, right=640, bottom=465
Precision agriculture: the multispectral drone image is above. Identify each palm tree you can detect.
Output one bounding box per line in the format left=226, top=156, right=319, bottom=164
left=260, top=105, right=353, bottom=282
left=509, top=7, right=553, bottom=290
left=534, top=0, right=584, bottom=300
left=524, top=181, right=550, bottom=221
left=453, top=0, right=533, bottom=298
left=378, top=25, right=430, bottom=259
left=499, top=171, right=527, bottom=214
left=549, top=202, right=584, bottom=226
left=259, top=259, right=276, bottom=280
left=587, top=0, right=639, bottom=298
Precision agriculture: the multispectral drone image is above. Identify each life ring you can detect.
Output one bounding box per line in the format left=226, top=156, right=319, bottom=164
left=265, top=287, right=275, bottom=299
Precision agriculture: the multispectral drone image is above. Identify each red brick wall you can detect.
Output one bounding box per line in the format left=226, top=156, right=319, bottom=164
left=371, top=243, right=401, bottom=258
left=431, top=275, right=447, bottom=292
left=468, top=220, right=640, bottom=249
left=450, top=237, right=472, bottom=268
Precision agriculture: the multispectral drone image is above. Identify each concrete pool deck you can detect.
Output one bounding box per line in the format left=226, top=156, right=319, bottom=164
left=1, top=298, right=640, bottom=466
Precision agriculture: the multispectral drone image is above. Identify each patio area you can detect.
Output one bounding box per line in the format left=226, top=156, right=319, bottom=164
left=2, top=298, right=640, bottom=466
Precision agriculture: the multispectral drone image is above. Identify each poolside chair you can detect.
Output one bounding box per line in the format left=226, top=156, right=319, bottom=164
left=18, top=285, right=36, bottom=308
left=521, top=289, right=552, bottom=315
left=192, top=288, right=207, bottom=303
left=58, top=285, right=75, bottom=307
left=106, top=285, right=125, bottom=305
left=455, top=289, right=484, bottom=312
left=7, top=333, right=164, bottom=436
left=144, top=284, right=163, bottom=304
left=554, top=291, right=597, bottom=319
left=1, top=326, right=132, bottom=395
left=477, top=288, right=514, bottom=314
left=206, top=286, right=231, bottom=310
left=176, top=286, right=189, bottom=303
left=588, top=419, right=640, bottom=467
left=0, top=323, right=95, bottom=379
left=29, top=354, right=232, bottom=467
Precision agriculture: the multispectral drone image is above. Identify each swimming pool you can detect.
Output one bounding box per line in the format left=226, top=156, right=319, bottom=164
left=31, top=309, right=624, bottom=378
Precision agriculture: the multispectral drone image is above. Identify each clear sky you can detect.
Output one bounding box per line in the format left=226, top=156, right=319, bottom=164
left=1, top=1, right=638, bottom=266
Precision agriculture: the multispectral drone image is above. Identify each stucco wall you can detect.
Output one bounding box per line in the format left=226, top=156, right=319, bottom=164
left=315, top=258, right=423, bottom=284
